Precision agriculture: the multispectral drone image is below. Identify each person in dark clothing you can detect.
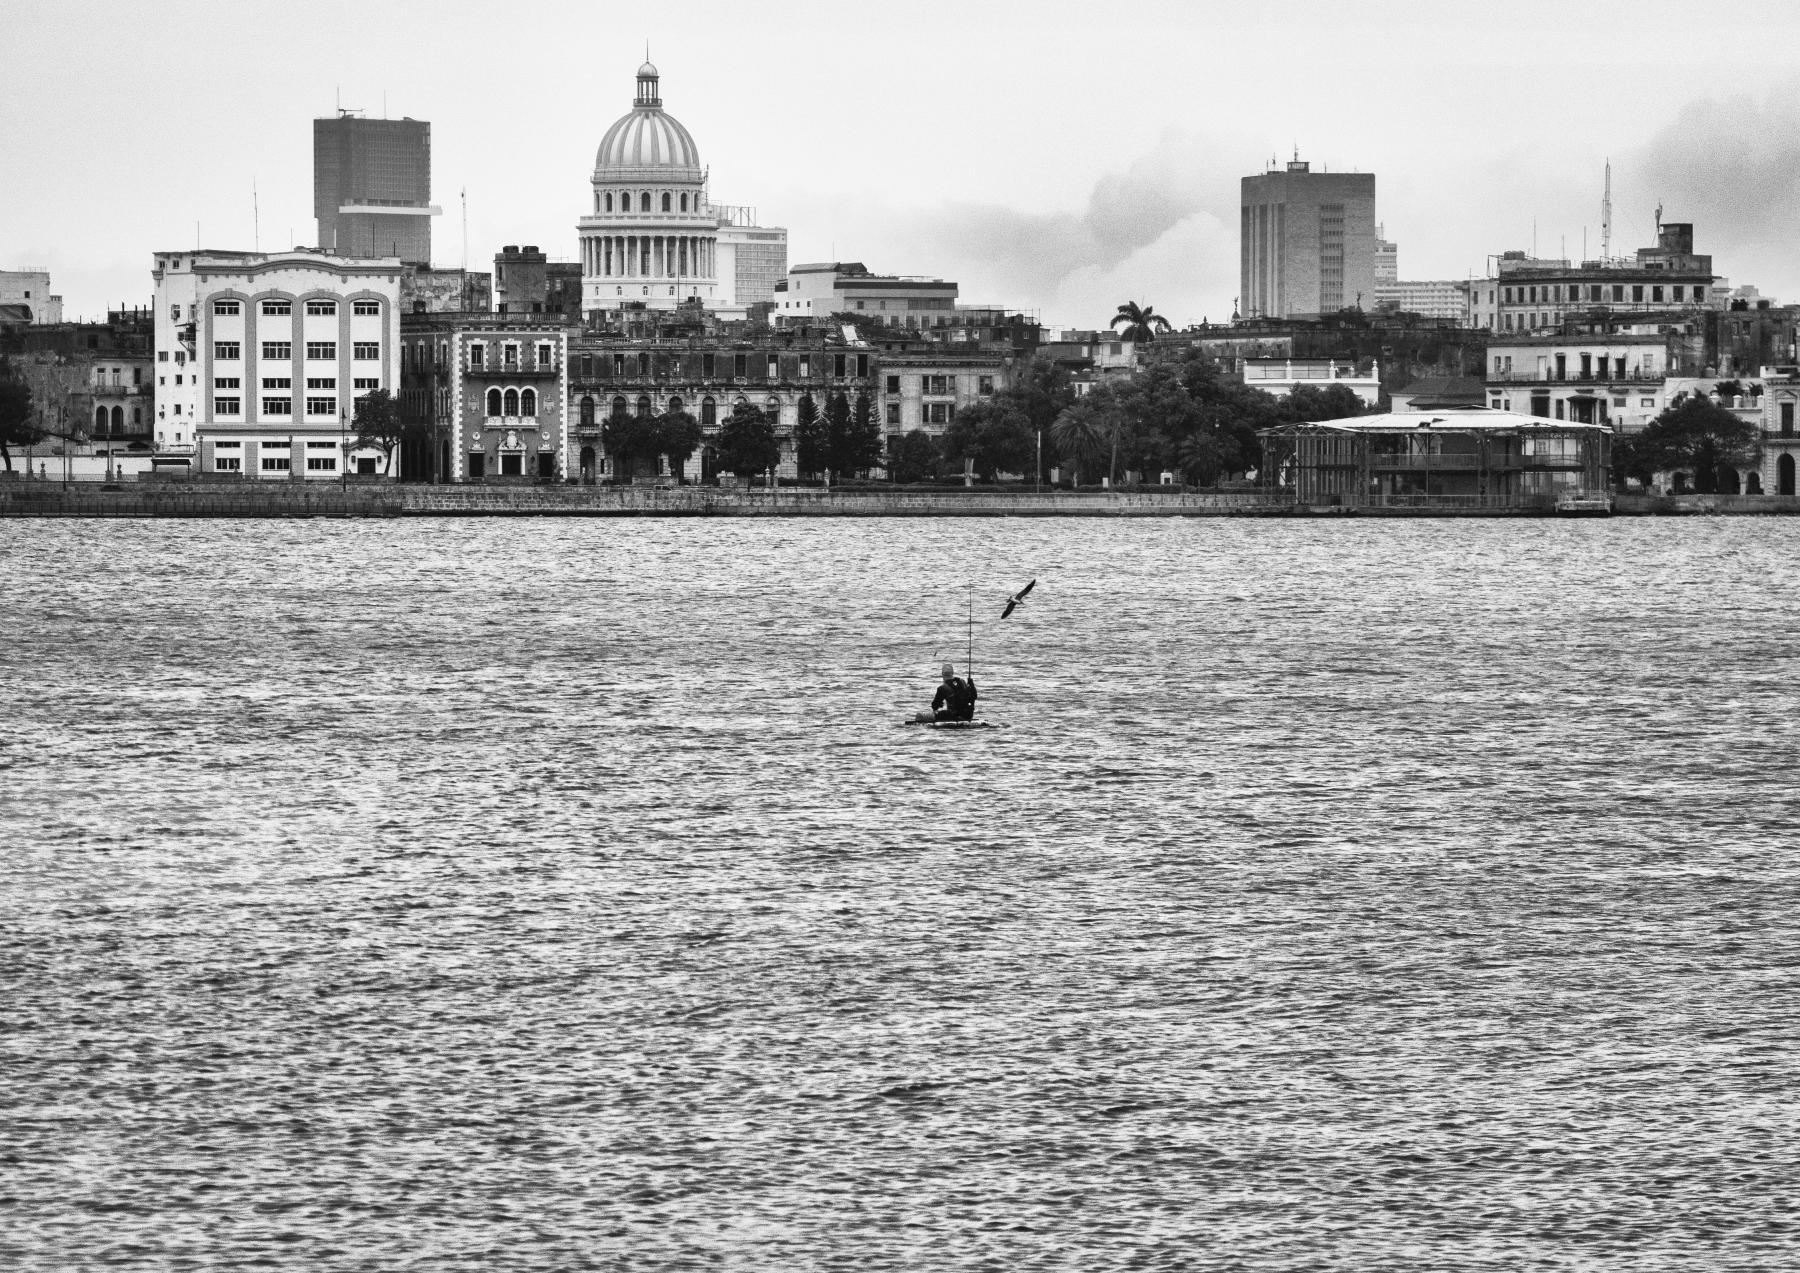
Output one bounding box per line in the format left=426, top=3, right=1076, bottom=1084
left=932, top=662, right=978, bottom=722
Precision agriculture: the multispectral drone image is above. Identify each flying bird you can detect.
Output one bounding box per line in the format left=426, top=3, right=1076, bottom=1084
left=1001, top=579, right=1036, bottom=619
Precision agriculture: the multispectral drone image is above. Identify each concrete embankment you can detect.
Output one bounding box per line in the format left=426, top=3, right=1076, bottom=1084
left=0, top=482, right=1267, bottom=518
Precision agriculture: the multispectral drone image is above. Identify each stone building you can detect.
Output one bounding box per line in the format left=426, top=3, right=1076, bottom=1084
left=399, top=311, right=571, bottom=483
left=494, top=246, right=582, bottom=319
left=1489, top=223, right=1720, bottom=334
left=576, top=62, right=786, bottom=322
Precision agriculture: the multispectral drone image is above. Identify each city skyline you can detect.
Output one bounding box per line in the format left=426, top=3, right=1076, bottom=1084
left=9, top=0, right=1800, bottom=326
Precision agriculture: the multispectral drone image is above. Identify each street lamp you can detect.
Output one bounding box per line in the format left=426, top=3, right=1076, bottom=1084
left=340, top=408, right=347, bottom=489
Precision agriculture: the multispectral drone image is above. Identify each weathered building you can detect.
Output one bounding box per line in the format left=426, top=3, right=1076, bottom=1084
left=1240, top=157, right=1377, bottom=319
left=494, top=246, right=582, bottom=319
left=1490, top=223, right=1720, bottom=333
left=314, top=114, right=437, bottom=265
left=399, top=311, right=571, bottom=483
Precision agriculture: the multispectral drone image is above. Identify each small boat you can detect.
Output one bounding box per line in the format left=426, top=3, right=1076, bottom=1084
left=902, top=717, right=994, bottom=729
left=1556, top=492, right=1613, bottom=516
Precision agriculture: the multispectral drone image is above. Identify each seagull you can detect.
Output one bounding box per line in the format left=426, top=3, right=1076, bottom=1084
left=1001, top=579, right=1036, bottom=619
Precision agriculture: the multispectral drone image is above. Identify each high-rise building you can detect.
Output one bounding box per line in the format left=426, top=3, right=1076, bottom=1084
left=1375, top=224, right=1397, bottom=286
left=314, top=115, right=439, bottom=264
left=1239, top=158, right=1376, bottom=320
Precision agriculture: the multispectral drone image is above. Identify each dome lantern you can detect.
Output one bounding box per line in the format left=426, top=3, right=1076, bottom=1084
left=635, top=61, right=660, bottom=108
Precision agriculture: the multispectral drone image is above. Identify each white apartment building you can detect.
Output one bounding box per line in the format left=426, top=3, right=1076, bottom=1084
left=1373, top=280, right=1465, bottom=319
left=1240, top=358, right=1382, bottom=407
left=775, top=262, right=959, bottom=326
left=1483, top=333, right=1669, bottom=428
left=152, top=248, right=401, bottom=478
left=1, top=268, right=63, bottom=323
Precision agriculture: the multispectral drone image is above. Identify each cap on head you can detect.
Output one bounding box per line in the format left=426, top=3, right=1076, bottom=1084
left=942, top=662, right=955, bottom=679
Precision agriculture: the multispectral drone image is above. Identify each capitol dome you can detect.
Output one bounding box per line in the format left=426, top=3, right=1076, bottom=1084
left=593, top=62, right=702, bottom=178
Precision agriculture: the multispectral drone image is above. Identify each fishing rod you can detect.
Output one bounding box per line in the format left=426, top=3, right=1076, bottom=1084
left=967, top=583, right=974, bottom=681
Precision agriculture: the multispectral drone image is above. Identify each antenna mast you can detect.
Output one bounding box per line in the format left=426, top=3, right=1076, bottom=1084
left=1602, top=159, right=1612, bottom=259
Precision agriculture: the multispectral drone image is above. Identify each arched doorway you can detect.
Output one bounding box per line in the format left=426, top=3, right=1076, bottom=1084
left=1747, top=471, right=1764, bottom=495
left=1782, top=454, right=1796, bottom=496
left=580, top=445, right=596, bottom=483
left=1718, top=466, right=1741, bottom=495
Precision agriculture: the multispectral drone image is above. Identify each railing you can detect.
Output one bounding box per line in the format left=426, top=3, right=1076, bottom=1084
left=1486, top=372, right=1661, bottom=384
left=1367, top=453, right=1486, bottom=470
left=469, top=360, right=558, bottom=376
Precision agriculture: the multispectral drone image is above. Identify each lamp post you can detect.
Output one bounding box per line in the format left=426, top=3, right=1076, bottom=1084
left=340, top=408, right=348, bottom=489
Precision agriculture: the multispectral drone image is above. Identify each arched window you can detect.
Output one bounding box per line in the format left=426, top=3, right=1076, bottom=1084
left=132, top=407, right=141, bottom=425
left=701, top=396, right=716, bottom=426
left=580, top=396, right=595, bottom=426
left=504, top=388, right=519, bottom=417
left=604, top=192, right=614, bottom=213
left=95, top=405, right=107, bottom=430
left=661, top=192, right=671, bottom=212
left=667, top=396, right=683, bottom=415
left=111, top=405, right=123, bottom=430
left=636, top=395, right=651, bottom=418
left=620, top=191, right=631, bottom=212
left=521, top=388, right=537, bottom=417
left=734, top=396, right=749, bottom=414
left=641, top=191, right=650, bottom=210
left=609, top=395, right=627, bottom=418
left=487, top=388, right=502, bottom=417
left=680, top=193, right=689, bottom=212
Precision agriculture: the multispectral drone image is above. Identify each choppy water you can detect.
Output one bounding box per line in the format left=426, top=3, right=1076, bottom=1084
left=5, top=517, right=1800, bottom=1270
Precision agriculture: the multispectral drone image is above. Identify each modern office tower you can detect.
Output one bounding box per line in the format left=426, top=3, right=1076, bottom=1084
left=1240, top=157, right=1376, bottom=319
left=314, top=114, right=439, bottom=264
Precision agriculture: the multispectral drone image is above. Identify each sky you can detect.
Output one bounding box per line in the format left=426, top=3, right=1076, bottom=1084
left=8, top=0, right=1800, bottom=329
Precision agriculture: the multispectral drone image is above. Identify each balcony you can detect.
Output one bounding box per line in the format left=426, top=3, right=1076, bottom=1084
left=469, top=360, right=559, bottom=378
left=1368, top=452, right=1487, bottom=470
left=1487, top=371, right=1661, bottom=385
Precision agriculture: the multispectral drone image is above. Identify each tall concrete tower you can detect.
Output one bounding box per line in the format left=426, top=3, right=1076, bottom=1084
left=314, top=114, right=439, bottom=264
left=1240, top=157, right=1377, bottom=320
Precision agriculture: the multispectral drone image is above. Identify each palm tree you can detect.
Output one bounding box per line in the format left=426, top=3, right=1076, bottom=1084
left=1051, top=394, right=1121, bottom=486
left=1111, top=301, right=1172, bottom=343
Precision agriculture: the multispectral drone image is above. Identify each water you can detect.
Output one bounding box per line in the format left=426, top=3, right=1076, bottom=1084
left=4, top=517, right=1799, bottom=1269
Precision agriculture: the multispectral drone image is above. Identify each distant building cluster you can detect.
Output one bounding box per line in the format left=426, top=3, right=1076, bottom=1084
left=11, top=67, right=1800, bottom=503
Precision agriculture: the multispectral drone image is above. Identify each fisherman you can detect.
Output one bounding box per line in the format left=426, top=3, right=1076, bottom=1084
left=932, top=661, right=977, bottom=722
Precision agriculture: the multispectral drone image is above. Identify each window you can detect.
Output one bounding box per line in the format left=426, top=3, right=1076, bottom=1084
left=680, top=193, right=688, bottom=211
left=306, top=397, right=336, bottom=416
left=504, top=344, right=519, bottom=368
left=352, top=300, right=380, bottom=316
left=470, top=343, right=485, bottom=367
left=638, top=352, right=650, bottom=376
left=262, top=341, right=291, bottom=360
left=214, top=300, right=241, bottom=316
left=620, top=192, right=631, bottom=212
left=766, top=354, right=779, bottom=379
left=214, top=377, right=240, bottom=389
left=262, top=300, right=291, bottom=316
left=885, top=375, right=900, bottom=393
left=1672, top=286, right=1685, bottom=302
left=262, top=397, right=292, bottom=416
left=926, top=403, right=952, bottom=424
left=158, top=351, right=168, bottom=362
left=611, top=395, right=627, bottom=418
left=353, top=342, right=379, bottom=360
left=170, top=304, right=182, bottom=320
left=886, top=403, right=900, bottom=424
left=580, top=396, right=596, bottom=426
left=305, top=440, right=337, bottom=449
left=612, top=353, right=625, bottom=376
left=306, top=300, right=337, bottom=316
left=261, top=377, right=291, bottom=390
left=306, top=457, right=337, bottom=471
left=214, top=397, right=241, bottom=415
left=504, top=389, right=520, bottom=416
left=636, top=395, right=650, bottom=417
left=353, top=378, right=378, bottom=390
left=800, top=356, right=812, bottom=378
left=701, top=396, right=716, bottom=426
left=175, top=375, right=184, bottom=385
left=734, top=353, right=748, bottom=378
left=214, top=457, right=241, bottom=472
left=487, top=388, right=502, bottom=417
left=306, top=377, right=337, bottom=390
left=605, top=193, right=614, bottom=212
left=305, top=341, right=337, bottom=360
left=979, top=376, right=994, bottom=395
left=662, top=192, right=671, bottom=212
left=1632, top=285, right=1644, bottom=303
left=702, top=353, right=715, bottom=378
left=261, top=456, right=291, bottom=471
left=536, top=344, right=552, bottom=368
left=1652, top=286, right=1664, bottom=303
left=1641, top=398, right=1655, bottom=408
left=522, top=388, right=538, bottom=417
left=1783, top=403, right=1794, bottom=435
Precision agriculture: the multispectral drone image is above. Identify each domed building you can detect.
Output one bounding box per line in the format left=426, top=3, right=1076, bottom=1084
left=576, top=62, right=784, bottom=321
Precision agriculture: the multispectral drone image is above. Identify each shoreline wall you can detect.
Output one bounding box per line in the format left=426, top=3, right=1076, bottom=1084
left=6, top=480, right=1800, bottom=519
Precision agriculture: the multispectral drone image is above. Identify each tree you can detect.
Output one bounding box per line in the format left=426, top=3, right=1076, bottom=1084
left=886, top=429, right=942, bottom=483
left=840, top=391, right=883, bottom=477
left=1050, top=391, right=1123, bottom=486
left=654, top=410, right=703, bottom=484
left=0, top=370, right=40, bottom=475
left=1614, top=396, right=1760, bottom=493
left=349, top=389, right=410, bottom=477
left=939, top=401, right=1034, bottom=483
left=1280, top=383, right=1369, bottom=424
left=821, top=390, right=852, bottom=481
left=793, top=392, right=826, bottom=479
left=1111, top=301, right=1172, bottom=344
left=716, top=403, right=780, bottom=478
left=602, top=407, right=657, bottom=482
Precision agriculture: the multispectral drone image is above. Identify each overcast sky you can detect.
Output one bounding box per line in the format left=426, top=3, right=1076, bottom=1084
left=8, top=0, right=1800, bottom=329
